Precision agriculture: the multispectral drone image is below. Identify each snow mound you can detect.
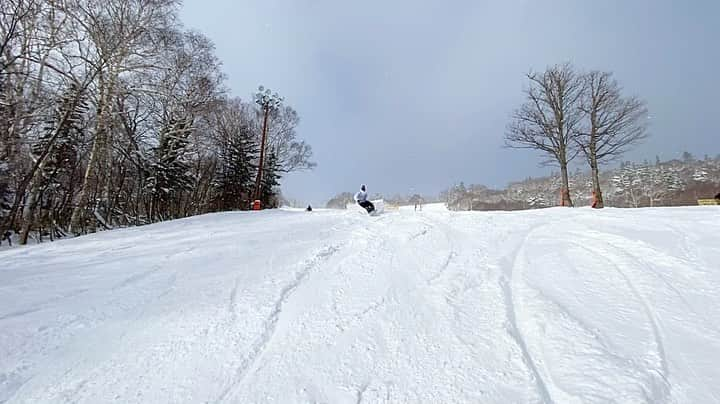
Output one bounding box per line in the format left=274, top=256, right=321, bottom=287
left=345, top=198, right=385, bottom=215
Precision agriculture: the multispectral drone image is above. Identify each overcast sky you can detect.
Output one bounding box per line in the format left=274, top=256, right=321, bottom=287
left=180, top=0, right=719, bottom=206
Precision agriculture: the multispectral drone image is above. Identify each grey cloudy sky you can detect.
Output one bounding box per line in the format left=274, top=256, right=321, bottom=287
left=180, top=0, right=719, bottom=206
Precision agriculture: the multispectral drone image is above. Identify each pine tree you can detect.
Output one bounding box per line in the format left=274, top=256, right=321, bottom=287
left=612, top=163, right=643, bottom=207
left=693, top=169, right=710, bottom=183
left=146, top=117, right=196, bottom=220
left=32, top=85, right=86, bottom=188
left=214, top=125, right=258, bottom=210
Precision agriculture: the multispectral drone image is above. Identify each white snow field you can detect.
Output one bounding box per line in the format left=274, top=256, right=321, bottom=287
left=1, top=205, right=720, bottom=403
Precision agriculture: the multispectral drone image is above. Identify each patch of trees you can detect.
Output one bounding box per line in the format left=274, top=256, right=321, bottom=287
left=506, top=63, right=647, bottom=208
left=0, top=0, right=314, bottom=245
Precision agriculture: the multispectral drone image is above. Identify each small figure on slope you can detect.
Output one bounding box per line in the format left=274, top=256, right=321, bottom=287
left=354, top=184, right=375, bottom=214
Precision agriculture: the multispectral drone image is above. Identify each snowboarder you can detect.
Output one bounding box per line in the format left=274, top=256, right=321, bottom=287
left=306, top=204, right=312, bottom=212
left=354, top=184, right=375, bottom=214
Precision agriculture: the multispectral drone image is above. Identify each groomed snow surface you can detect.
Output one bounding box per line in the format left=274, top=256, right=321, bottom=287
left=2, top=205, right=720, bottom=403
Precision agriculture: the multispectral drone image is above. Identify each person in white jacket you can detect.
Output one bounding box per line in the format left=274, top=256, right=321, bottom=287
left=354, top=184, right=375, bottom=213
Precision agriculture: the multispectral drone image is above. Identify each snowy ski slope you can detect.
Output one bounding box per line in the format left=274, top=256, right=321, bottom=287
left=1, top=205, right=719, bottom=403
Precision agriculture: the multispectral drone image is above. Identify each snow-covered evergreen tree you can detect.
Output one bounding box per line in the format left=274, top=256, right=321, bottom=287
left=640, top=165, right=684, bottom=207
left=214, top=125, right=257, bottom=210
left=146, top=117, right=196, bottom=220
left=32, top=85, right=87, bottom=192
left=693, top=169, right=710, bottom=183
left=612, top=166, right=639, bottom=207
left=527, top=195, right=549, bottom=208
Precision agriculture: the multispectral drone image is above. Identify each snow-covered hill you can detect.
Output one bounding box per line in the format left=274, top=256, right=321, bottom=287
left=2, top=206, right=719, bottom=403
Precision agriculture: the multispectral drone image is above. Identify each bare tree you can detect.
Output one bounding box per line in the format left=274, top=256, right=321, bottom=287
left=69, top=0, right=180, bottom=234
left=0, top=0, right=38, bottom=73
left=506, top=63, right=584, bottom=207
left=576, top=71, right=648, bottom=208
left=264, top=105, right=316, bottom=173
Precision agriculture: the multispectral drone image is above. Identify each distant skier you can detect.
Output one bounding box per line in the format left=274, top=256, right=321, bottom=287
left=354, top=184, right=375, bottom=214
left=306, top=204, right=312, bottom=212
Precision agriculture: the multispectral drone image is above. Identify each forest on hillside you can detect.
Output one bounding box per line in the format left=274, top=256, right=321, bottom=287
left=442, top=153, right=720, bottom=211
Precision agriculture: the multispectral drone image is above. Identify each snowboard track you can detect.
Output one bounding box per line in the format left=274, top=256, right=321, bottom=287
left=501, top=225, right=555, bottom=404
left=569, top=239, right=671, bottom=403
left=216, top=244, right=342, bottom=402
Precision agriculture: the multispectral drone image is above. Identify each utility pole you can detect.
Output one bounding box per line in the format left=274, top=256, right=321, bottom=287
left=252, top=86, right=283, bottom=208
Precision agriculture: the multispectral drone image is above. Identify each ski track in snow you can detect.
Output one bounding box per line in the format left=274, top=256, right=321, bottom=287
left=567, top=240, right=670, bottom=402
left=217, top=244, right=342, bottom=402
left=1, top=206, right=720, bottom=403
left=500, top=224, right=555, bottom=404
left=0, top=288, right=90, bottom=322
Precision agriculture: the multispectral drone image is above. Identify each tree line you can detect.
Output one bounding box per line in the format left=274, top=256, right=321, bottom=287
left=442, top=153, right=720, bottom=211
left=505, top=63, right=648, bottom=209
left=0, top=0, right=314, bottom=245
